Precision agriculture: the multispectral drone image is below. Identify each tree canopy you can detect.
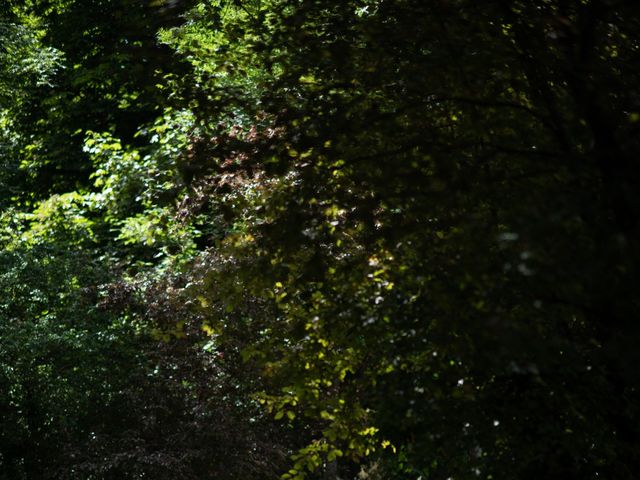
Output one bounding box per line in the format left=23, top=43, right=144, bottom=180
left=1, top=0, right=639, bottom=479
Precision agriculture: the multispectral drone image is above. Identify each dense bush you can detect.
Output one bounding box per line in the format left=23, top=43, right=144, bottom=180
left=2, top=1, right=639, bottom=478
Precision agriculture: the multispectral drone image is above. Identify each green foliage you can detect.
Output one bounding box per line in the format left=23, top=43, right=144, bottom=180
left=163, top=0, right=640, bottom=478
left=1, top=0, right=639, bottom=479
left=0, top=247, right=133, bottom=477
left=17, top=192, right=98, bottom=247
left=0, top=18, right=64, bottom=99
left=1, top=4, right=295, bottom=478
